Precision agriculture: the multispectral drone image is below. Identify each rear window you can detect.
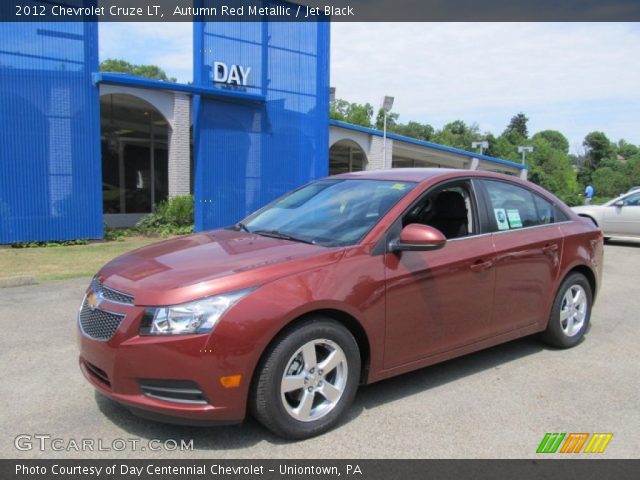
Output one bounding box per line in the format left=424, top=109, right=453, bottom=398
left=481, top=180, right=556, bottom=232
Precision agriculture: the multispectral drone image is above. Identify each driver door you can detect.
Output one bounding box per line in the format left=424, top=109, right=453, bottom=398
left=383, top=180, right=496, bottom=369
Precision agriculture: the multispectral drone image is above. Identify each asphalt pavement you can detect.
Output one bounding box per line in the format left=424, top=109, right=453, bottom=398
left=1, top=241, right=638, bottom=459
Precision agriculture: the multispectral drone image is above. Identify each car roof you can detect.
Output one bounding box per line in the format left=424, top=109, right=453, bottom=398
left=330, top=168, right=520, bottom=184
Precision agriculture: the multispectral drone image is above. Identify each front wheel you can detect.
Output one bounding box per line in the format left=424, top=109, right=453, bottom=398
left=541, top=273, right=592, bottom=348
left=250, top=318, right=361, bottom=439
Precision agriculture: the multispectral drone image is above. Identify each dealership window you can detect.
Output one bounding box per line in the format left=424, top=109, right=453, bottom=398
left=329, top=140, right=366, bottom=175
left=392, top=157, right=441, bottom=168
left=100, top=94, right=169, bottom=214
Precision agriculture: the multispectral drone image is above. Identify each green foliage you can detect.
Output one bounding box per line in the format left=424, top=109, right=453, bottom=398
left=526, top=136, right=581, bottom=206
left=533, top=130, right=570, bottom=155
left=104, top=226, right=136, bottom=242
left=580, top=131, right=614, bottom=183
left=136, top=195, right=194, bottom=236
left=432, top=120, right=483, bottom=151
left=330, top=99, right=375, bottom=127
left=504, top=112, right=529, bottom=139
left=616, top=140, right=638, bottom=160
left=393, top=121, right=435, bottom=141
left=11, top=239, right=88, bottom=248
left=375, top=108, right=399, bottom=130
left=100, top=58, right=177, bottom=82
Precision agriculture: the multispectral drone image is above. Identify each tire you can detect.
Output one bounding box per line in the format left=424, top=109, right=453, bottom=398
left=250, top=317, right=361, bottom=440
left=541, top=273, right=592, bottom=348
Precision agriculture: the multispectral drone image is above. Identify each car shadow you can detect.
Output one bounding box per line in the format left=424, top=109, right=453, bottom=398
left=342, top=335, right=550, bottom=422
left=94, top=392, right=287, bottom=449
left=605, top=238, right=640, bottom=248
left=96, top=334, right=557, bottom=448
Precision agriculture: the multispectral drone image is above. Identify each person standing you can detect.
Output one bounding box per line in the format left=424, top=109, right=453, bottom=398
left=584, top=184, right=595, bottom=205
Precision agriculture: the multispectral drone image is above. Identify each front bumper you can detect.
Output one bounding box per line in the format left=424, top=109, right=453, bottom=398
left=77, top=298, right=258, bottom=424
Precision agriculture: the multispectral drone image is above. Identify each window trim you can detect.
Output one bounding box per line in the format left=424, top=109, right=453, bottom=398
left=373, top=177, right=485, bottom=255
left=475, top=177, right=567, bottom=234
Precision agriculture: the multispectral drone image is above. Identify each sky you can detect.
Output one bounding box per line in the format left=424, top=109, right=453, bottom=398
left=99, top=22, right=640, bottom=153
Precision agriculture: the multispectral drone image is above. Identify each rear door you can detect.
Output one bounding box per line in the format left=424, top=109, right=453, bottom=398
left=477, top=179, right=563, bottom=335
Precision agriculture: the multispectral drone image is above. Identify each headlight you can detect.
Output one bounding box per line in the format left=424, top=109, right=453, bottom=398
left=140, top=289, right=254, bottom=336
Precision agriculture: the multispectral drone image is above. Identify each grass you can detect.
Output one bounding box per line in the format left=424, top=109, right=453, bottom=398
left=0, top=236, right=160, bottom=282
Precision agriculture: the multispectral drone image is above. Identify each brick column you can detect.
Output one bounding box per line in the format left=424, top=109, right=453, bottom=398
left=366, top=136, right=393, bottom=170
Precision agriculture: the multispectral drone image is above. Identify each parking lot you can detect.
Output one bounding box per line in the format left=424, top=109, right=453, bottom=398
left=1, top=241, right=638, bottom=459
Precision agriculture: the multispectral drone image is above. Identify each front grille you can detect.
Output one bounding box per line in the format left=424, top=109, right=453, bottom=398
left=84, top=361, right=111, bottom=388
left=139, top=380, right=208, bottom=405
left=79, top=299, right=125, bottom=341
left=91, top=277, right=134, bottom=305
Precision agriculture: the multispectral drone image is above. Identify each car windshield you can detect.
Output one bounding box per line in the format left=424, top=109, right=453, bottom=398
left=239, top=179, right=416, bottom=247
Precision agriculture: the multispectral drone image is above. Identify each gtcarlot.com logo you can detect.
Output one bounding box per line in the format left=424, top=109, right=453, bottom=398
left=537, top=432, right=613, bottom=454
left=14, top=434, right=194, bottom=452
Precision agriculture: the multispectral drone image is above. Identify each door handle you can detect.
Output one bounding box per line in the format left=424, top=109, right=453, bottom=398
left=542, top=244, right=559, bottom=255
left=470, top=259, right=493, bottom=272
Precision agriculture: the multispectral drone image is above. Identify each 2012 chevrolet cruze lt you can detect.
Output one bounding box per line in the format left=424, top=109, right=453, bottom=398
left=78, top=169, right=603, bottom=439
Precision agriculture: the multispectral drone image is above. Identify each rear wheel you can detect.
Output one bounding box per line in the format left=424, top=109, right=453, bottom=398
left=541, top=272, right=592, bottom=348
left=251, top=318, right=360, bottom=439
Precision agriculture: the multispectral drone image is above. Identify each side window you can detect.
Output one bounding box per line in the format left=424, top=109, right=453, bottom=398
left=402, top=183, right=475, bottom=239
left=482, top=180, right=544, bottom=232
left=623, top=193, right=640, bottom=206
left=533, top=194, right=555, bottom=225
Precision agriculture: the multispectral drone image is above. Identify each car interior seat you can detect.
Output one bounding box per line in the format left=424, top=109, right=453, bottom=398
left=429, top=191, right=469, bottom=239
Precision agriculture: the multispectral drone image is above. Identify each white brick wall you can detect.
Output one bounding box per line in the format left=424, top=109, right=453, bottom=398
left=366, top=135, right=393, bottom=170
left=168, top=93, right=191, bottom=198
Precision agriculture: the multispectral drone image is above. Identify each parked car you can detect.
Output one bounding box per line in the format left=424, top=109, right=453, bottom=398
left=573, top=190, right=640, bottom=240
left=78, top=169, right=603, bottom=439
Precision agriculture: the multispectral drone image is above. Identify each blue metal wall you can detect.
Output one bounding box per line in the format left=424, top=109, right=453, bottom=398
left=0, top=22, right=102, bottom=243
left=193, top=6, right=330, bottom=230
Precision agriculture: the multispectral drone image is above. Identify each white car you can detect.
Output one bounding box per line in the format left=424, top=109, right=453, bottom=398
left=573, top=191, right=640, bottom=239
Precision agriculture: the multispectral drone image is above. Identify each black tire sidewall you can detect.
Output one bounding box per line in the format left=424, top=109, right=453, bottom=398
left=251, top=318, right=361, bottom=440
left=545, top=273, right=592, bottom=348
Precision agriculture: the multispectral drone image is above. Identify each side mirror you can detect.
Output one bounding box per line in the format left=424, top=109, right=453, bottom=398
left=389, top=224, right=447, bottom=252
left=614, top=200, right=624, bottom=207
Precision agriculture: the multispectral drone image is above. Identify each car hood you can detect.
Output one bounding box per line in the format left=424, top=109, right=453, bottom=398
left=97, top=229, right=344, bottom=306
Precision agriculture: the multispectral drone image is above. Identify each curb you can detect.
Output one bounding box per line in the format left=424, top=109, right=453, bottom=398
left=0, top=276, right=38, bottom=288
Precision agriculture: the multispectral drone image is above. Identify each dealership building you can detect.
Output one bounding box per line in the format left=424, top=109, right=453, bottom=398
left=0, top=18, right=525, bottom=243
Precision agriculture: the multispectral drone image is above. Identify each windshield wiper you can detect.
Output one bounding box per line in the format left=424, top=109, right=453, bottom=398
left=251, top=229, right=316, bottom=245
left=235, top=222, right=251, bottom=233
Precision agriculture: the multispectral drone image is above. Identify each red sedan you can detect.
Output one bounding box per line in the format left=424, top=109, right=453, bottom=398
left=78, top=169, right=603, bottom=439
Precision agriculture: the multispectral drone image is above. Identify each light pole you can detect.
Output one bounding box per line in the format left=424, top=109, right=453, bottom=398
left=381, top=96, right=394, bottom=167
left=471, top=141, right=489, bottom=155
left=518, top=146, right=534, bottom=165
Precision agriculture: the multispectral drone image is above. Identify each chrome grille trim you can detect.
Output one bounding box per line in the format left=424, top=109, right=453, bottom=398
left=91, top=277, right=134, bottom=305
left=78, top=298, right=125, bottom=341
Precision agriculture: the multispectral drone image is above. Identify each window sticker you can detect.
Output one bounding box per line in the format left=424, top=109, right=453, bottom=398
left=494, top=208, right=509, bottom=230
left=506, top=209, right=523, bottom=228
left=390, top=183, right=407, bottom=190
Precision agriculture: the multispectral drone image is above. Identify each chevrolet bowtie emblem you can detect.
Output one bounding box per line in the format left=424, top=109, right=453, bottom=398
left=86, top=289, right=101, bottom=311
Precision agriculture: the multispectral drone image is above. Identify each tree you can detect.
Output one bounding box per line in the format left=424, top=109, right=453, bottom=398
left=527, top=135, right=580, bottom=205
left=583, top=131, right=613, bottom=169
left=504, top=112, right=529, bottom=139
left=432, top=120, right=482, bottom=150
left=330, top=99, right=375, bottom=128
left=100, top=58, right=177, bottom=82
left=532, top=130, right=570, bottom=155
left=616, top=139, right=639, bottom=160
left=375, top=108, right=399, bottom=131
left=393, top=121, right=434, bottom=142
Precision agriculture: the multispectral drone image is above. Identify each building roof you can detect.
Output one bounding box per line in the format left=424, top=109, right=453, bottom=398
left=330, top=119, right=527, bottom=170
